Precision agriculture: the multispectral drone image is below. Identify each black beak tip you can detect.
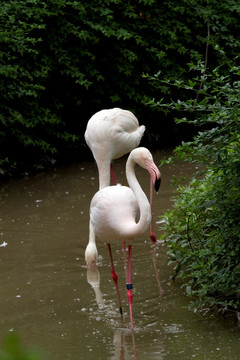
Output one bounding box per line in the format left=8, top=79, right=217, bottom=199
left=155, top=177, right=161, bottom=192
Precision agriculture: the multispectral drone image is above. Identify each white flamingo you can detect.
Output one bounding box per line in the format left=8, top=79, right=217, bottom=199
left=89, top=147, right=161, bottom=329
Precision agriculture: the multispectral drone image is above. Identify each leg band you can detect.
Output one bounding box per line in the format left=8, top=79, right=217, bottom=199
left=126, top=283, right=133, bottom=290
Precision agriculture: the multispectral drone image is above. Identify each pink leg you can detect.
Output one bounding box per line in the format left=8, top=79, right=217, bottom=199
left=149, top=178, right=157, bottom=242
left=126, top=245, right=134, bottom=330
left=107, top=243, right=122, bottom=315
left=110, top=163, right=117, bottom=186
left=122, top=240, right=128, bottom=284
left=124, top=243, right=138, bottom=354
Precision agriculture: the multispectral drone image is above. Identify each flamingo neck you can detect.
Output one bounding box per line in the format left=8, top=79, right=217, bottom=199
left=97, top=160, right=111, bottom=189
left=126, top=154, right=151, bottom=235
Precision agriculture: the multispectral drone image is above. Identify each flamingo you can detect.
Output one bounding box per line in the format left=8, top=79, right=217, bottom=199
left=84, top=108, right=145, bottom=190
left=89, top=147, right=161, bottom=329
left=84, top=108, right=145, bottom=265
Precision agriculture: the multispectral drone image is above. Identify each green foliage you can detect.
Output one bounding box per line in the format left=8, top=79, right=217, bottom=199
left=0, top=333, right=44, bottom=360
left=156, top=52, right=240, bottom=313
left=1, top=0, right=240, bottom=177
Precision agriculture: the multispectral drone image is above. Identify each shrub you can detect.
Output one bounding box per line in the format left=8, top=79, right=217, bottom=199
left=1, top=0, right=240, bottom=177
left=154, top=50, right=240, bottom=313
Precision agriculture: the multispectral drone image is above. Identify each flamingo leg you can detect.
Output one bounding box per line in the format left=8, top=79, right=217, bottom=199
left=124, top=242, right=138, bottom=355
left=107, top=243, right=123, bottom=315
left=122, top=240, right=128, bottom=284
left=149, top=177, right=157, bottom=243
left=110, top=163, right=117, bottom=186
left=126, top=244, right=134, bottom=330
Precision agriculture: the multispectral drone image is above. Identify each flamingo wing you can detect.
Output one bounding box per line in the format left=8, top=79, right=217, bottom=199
left=85, top=108, right=145, bottom=161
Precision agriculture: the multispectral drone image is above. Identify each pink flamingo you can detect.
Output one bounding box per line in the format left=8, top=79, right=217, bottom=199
left=89, top=147, right=161, bottom=329
left=84, top=108, right=145, bottom=266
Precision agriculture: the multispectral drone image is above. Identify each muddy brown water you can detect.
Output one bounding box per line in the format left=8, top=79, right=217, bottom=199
left=0, top=150, right=239, bottom=359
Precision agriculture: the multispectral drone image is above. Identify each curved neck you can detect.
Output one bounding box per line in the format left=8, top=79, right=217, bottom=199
left=126, top=154, right=151, bottom=234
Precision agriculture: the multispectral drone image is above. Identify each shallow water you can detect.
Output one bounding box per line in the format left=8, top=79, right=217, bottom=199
left=0, top=150, right=239, bottom=359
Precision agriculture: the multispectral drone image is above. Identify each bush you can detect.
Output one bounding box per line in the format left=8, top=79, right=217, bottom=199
left=1, top=0, right=240, bottom=177
left=154, top=50, right=240, bottom=313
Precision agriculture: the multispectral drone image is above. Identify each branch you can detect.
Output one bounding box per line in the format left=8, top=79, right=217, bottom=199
left=196, top=22, right=210, bottom=101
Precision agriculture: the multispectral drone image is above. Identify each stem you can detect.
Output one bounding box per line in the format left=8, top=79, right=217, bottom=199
left=195, top=22, right=210, bottom=102
left=187, top=216, right=194, bottom=253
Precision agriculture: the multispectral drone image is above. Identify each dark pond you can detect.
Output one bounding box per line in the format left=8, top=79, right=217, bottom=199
left=0, top=150, right=239, bottom=359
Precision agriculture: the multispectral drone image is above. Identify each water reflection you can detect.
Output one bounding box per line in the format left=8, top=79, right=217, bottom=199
left=87, top=264, right=139, bottom=359
left=86, top=240, right=165, bottom=359
left=151, top=243, right=165, bottom=298
left=86, top=267, right=103, bottom=309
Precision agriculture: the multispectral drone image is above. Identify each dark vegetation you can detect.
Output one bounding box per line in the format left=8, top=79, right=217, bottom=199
left=152, top=53, right=240, bottom=313
left=1, top=0, right=240, bottom=178
left=1, top=0, right=240, bottom=315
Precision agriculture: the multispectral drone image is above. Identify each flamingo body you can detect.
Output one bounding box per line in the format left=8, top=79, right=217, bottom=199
left=90, top=186, right=146, bottom=243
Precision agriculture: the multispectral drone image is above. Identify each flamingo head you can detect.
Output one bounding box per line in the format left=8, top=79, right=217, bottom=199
left=130, top=147, right=161, bottom=243
left=132, top=147, right=161, bottom=191
left=85, top=242, right=98, bottom=267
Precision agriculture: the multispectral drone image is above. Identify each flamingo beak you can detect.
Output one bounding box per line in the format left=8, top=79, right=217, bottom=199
left=154, top=174, right=161, bottom=192
left=146, top=160, right=161, bottom=192
left=146, top=158, right=161, bottom=243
